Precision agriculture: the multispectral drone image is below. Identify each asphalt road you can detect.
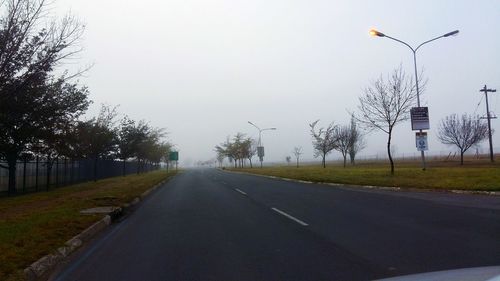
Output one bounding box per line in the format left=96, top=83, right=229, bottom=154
left=53, top=168, right=500, bottom=281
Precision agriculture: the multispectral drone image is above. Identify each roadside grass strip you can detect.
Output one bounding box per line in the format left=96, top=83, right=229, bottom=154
left=0, top=170, right=177, bottom=281
left=230, top=160, right=500, bottom=192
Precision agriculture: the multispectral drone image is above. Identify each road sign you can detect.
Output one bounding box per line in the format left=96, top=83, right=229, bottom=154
left=415, top=132, right=428, bottom=151
left=257, top=146, right=264, bottom=159
left=169, top=151, right=179, bottom=161
left=411, top=107, right=430, bottom=130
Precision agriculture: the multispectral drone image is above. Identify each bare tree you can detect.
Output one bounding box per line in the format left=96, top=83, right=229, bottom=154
left=241, top=137, right=256, bottom=168
left=438, top=113, right=488, bottom=165
left=292, top=146, right=303, bottom=168
left=285, top=156, right=291, bottom=166
left=309, top=120, right=339, bottom=168
left=246, top=138, right=257, bottom=168
left=334, top=125, right=351, bottom=168
left=347, top=116, right=365, bottom=165
left=216, top=152, right=225, bottom=168
left=355, top=67, right=418, bottom=174
left=232, top=133, right=246, bottom=168
left=214, top=144, right=226, bottom=167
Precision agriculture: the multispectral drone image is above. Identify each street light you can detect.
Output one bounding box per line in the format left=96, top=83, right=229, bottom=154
left=369, top=28, right=459, bottom=170
left=248, top=121, right=276, bottom=167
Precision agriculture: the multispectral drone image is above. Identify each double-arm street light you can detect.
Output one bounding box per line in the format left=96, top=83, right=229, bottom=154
left=248, top=121, right=276, bottom=167
left=369, top=28, right=459, bottom=170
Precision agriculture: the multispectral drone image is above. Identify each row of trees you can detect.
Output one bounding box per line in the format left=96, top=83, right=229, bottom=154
left=37, top=105, right=172, bottom=191
left=352, top=66, right=489, bottom=173
left=215, top=133, right=256, bottom=168
left=309, top=117, right=365, bottom=168
left=300, top=66, right=489, bottom=171
left=215, top=116, right=366, bottom=170
left=215, top=66, right=489, bottom=171
left=0, top=0, right=173, bottom=194
left=209, top=64, right=487, bottom=173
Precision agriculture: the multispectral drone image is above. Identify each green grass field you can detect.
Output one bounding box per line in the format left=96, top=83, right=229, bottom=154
left=232, top=159, right=500, bottom=192
left=0, top=170, right=177, bottom=281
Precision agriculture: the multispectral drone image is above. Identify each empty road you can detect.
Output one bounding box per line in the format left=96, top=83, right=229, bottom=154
left=53, top=168, right=500, bottom=281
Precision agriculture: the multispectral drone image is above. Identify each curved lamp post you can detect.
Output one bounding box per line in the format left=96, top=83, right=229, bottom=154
left=248, top=121, right=276, bottom=167
left=369, top=28, right=459, bottom=170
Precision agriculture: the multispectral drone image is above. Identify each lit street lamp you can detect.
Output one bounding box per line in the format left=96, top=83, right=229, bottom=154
left=248, top=121, right=276, bottom=168
left=369, top=28, right=459, bottom=170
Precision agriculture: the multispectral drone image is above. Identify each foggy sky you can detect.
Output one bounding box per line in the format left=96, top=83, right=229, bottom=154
left=55, top=0, right=499, bottom=165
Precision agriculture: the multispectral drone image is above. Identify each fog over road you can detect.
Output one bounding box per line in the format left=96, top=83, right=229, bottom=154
left=53, top=169, right=500, bottom=281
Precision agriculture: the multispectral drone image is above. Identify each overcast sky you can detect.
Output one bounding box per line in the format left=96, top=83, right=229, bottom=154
left=54, top=0, right=499, bottom=166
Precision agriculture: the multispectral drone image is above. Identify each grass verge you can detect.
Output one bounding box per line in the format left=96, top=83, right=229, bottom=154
left=231, top=161, right=500, bottom=191
left=0, top=170, right=177, bottom=281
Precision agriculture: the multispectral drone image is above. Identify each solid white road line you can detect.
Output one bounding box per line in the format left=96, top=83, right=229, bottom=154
left=234, top=188, right=247, bottom=196
left=271, top=208, right=309, bottom=226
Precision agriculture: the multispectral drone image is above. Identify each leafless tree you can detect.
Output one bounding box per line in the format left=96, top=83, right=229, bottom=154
left=347, top=116, right=365, bottom=165
left=334, top=125, right=351, bottom=168
left=242, top=137, right=256, bottom=168
left=354, top=67, right=418, bottom=174
left=437, top=113, right=489, bottom=165
left=292, top=146, right=303, bottom=168
left=309, top=120, right=339, bottom=168
left=285, top=156, right=291, bottom=165
left=214, top=144, right=226, bottom=167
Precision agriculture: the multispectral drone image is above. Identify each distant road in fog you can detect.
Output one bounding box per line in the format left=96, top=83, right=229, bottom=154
left=53, top=168, right=500, bottom=281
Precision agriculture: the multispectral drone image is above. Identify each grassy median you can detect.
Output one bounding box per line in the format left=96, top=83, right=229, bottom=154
left=0, top=170, right=177, bottom=281
left=232, top=160, right=500, bottom=191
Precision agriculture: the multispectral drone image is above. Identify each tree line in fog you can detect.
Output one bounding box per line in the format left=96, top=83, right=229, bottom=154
left=0, top=0, right=172, bottom=194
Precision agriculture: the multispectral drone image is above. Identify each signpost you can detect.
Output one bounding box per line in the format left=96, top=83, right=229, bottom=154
left=257, top=146, right=264, bottom=168
left=168, top=151, right=179, bottom=172
left=410, top=107, right=430, bottom=130
left=257, top=146, right=264, bottom=159
left=415, top=132, right=428, bottom=151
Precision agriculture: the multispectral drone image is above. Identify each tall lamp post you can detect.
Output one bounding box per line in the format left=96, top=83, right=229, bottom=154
left=248, top=121, right=276, bottom=168
left=369, top=28, right=459, bottom=170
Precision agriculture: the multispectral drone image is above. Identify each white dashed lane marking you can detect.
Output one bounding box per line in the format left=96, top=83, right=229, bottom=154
left=234, top=188, right=247, bottom=196
left=271, top=207, right=309, bottom=226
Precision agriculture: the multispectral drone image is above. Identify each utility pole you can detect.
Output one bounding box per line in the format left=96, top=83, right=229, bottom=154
left=479, top=85, right=497, bottom=162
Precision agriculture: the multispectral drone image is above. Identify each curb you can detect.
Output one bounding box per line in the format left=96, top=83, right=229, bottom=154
left=23, top=178, right=171, bottom=281
left=220, top=169, right=500, bottom=196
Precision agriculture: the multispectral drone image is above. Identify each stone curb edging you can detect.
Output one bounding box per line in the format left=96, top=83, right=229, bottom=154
left=23, top=178, right=171, bottom=281
left=220, top=168, right=500, bottom=196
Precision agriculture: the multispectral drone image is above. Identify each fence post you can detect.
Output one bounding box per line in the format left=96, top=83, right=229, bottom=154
left=35, top=156, right=39, bottom=192
left=46, top=159, right=50, bottom=191
left=79, top=159, right=83, bottom=183
left=70, top=159, right=74, bottom=184
left=93, top=158, right=98, bottom=182
left=64, top=158, right=67, bottom=186
left=55, top=157, right=59, bottom=188
left=23, top=158, right=27, bottom=193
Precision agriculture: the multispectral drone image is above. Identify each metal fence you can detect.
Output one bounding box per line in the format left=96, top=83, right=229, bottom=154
left=0, top=158, right=158, bottom=194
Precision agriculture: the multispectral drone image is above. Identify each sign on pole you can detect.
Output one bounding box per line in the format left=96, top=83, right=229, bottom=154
left=415, top=132, right=428, bottom=151
left=169, top=151, right=179, bottom=161
left=410, top=107, right=430, bottom=130
left=257, top=146, right=264, bottom=161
